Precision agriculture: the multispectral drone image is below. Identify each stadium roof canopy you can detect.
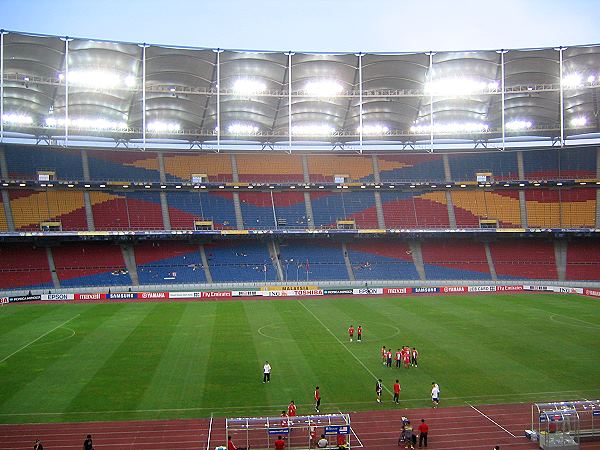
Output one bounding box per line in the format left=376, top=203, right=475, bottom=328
left=1, top=30, right=600, bottom=152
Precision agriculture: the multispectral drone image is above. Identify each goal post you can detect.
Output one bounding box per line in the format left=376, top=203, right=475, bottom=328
left=225, top=413, right=351, bottom=450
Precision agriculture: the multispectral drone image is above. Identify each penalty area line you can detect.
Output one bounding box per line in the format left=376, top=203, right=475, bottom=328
left=467, top=402, right=516, bottom=437
left=298, top=301, right=394, bottom=396
left=0, top=314, right=81, bottom=364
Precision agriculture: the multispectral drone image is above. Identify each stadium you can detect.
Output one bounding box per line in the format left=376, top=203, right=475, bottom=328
left=1, top=8, right=600, bottom=450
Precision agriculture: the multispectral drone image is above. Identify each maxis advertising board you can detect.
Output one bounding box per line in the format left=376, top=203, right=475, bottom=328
left=383, top=288, right=412, bottom=295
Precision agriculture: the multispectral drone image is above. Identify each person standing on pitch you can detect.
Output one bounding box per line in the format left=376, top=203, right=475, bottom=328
left=357, top=325, right=362, bottom=342
left=263, top=361, right=272, bottom=383
left=431, top=382, right=440, bottom=408
left=314, top=386, right=321, bottom=412
left=376, top=379, right=383, bottom=403
left=418, top=419, right=429, bottom=448
left=348, top=324, right=354, bottom=342
left=393, top=379, right=401, bottom=404
left=83, top=434, right=94, bottom=450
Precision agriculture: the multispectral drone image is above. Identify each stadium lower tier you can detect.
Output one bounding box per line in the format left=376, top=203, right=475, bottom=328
left=0, top=237, right=598, bottom=291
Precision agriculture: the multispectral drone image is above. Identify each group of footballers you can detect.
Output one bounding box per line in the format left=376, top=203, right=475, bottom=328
left=381, top=345, right=419, bottom=368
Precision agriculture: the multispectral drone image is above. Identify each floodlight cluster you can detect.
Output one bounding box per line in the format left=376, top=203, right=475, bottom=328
left=228, top=123, right=259, bottom=134
left=304, top=80, right=344, bottom=97
left=425, top=78, right=498, bottom=95
left=233, top=79, right=267, bottom=95
left=410, top=122, right=489, bottom=134
left=59, top=70, right=137, bottom=88
left=357, top=124, right=389, bottom=135
left=292, top=124, right=336, bottom=135
left=45, top=117, right=128, bottom=130
left=506, top=120, right=533, bottom=131
left=570, top=116, right=587, bottom=127
left=147, top=121, right=181, bottom=132
left=2, top=113, right=33, bottom=125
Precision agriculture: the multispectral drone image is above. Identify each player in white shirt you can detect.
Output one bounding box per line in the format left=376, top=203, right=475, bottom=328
left=263, top=361, right=272, bottom=383
left=431, top=382, right=440, bottom=408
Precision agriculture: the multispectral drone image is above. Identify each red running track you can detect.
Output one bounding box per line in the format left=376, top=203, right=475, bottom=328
left=1, top=403, right=599, bottom=450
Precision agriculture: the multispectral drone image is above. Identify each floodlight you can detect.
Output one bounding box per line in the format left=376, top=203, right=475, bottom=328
left=292, top=124, right=335, bottom=135
left=304, top=80, right=343, bottom=97
left=2, top=113, right=33, bottom=125
left=570, top=116, right=587, bottom=127
left=563, top=73, right=582, bottom=88
left=506, top=120, right=532, bottom=130
left=147, top=121, right=181, bottom=132
left=45, top=117, right=127, bottom=130
left=410, top=122, right=489, bottom=134
left=61, top=69, right=137, bottom=88
left=587, top=75, right=596, bottom=83
left=228, top=123, right=259, bottom=134
left=425, top=78, right=493, bottom=95
left=233, top=79, right=266, bottom=95
left=357, top=124, right=389, bottom=135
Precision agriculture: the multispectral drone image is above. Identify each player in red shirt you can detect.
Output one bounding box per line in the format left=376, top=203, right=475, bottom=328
left=227, top=436, right=248, bottom=450
left=288, top=400, right=297, bottom=417
left=418, top=419, right=429, bottom=447
left=411, top=347, right=419, bottom=367
left=381, top=346, right=387, bottom=365
left=395, top=348, right=402, bottom=368
left=274, top=435, right=286, bottom=450
left=357, top=325, right=362, bottom=342
left=403, top=348, right=411, bottom=368
left=314, top=386, right=321, bottom=413
left=348, top=325, right=354, bottom=342
left=393, top=379, right=401, bottom=404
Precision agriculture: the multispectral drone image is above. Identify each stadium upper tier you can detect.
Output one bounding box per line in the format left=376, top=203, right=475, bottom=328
left=1, top=30, right=600, bottom=151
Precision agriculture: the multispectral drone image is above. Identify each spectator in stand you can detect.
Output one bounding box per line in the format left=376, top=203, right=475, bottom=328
left=33, top=440, right=43, bottom=450
left=418, top=419, right=429, bottom=448
left=274, top=435, right=286, bottom=450
left=83, top=434, right=94, bottom=450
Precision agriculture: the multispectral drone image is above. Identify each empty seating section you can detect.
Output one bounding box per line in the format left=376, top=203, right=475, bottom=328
left=451, top=190, right=521, bottom=228
left=310, top=191, right=378, bottom=228
left=135, top=242, right=206, bottom=285
left=205, top=241, right=277, bottom=282
left=163, top=154, right=233, bottom=182
left=278, top=240, right=348, bottom=281
left=378, top=154, right=444, bottom=182
left=236, top=154, right=304, bottom=182
left=346, top=241, right=418, bottom=280
left=523, top=148, right=597, bottom=179
left=448, top=152, right=519, bottom=181
left=0, top=194, right=7, bottom=231
left=9, top=189, right=87, bottom=230
left=566, top=240, right=600, bottom=280
left=307, top=155, right=374, bottom=182
left=272, top=192, right=309, bottom=228
left=0, top=244, right=53, bottom=289
left=90, top=190, right=163, bottom=230
left=526, top=188, right=596, bottom=228
left=381, top=191, right=449, bottom=228
left=167, top=191, right=236, bottom=229
left=490, top=240, right=557, bottom=280
left=52, top=243, right=131, bottom=287
left=87, top=150, right=160, bottom=181
left=4, top=146, right=83, bottom=180
left=239, top=192, right=277, bottom=229
left=421, top=241, right=491, bottom=280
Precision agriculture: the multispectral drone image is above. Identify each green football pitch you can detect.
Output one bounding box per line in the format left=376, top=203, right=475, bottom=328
left=0, top=293, right=599, bottom=424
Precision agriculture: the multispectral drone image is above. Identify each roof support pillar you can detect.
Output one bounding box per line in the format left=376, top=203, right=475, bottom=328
left=427, top=52, right=435, bottom=152
left=1, top=30, right=5, bottom=142
left=286, top=52, right=294, bottom=151
left=559, top=46, right=565, bottom=147
left=358, top=53, right=363, bottom=152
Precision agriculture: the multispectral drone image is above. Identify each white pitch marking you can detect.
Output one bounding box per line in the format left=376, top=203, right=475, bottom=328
left=298, top=301, right=394, bottom=396
left=467, top=403, right=516, bottom=437
left=0, top=314, right=80, bottom=364
left=206, top=413, right=213, bottom=450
